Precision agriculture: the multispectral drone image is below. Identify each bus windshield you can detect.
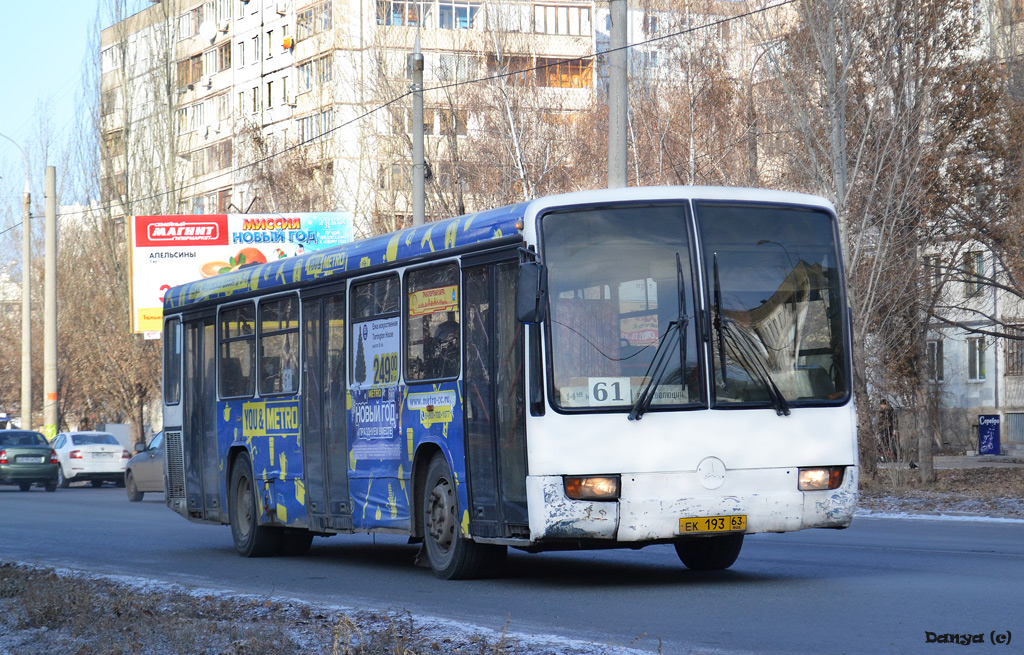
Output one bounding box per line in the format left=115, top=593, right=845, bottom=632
left=542, top=200, right=849, bottom=413
left=543, top=204, right=701, bottom=411
left=697, top=201, right=848, bottom=408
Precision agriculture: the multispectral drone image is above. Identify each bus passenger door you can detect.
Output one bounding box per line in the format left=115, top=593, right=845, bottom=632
left=302, top=295, right=353, bottom=532
left=182, top=316, right=222, bottom=521
left=463, top=259, right=529, bottom=539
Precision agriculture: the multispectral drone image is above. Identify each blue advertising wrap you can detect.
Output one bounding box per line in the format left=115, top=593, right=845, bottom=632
left=164, top=204, right=526, bottom=312
left=218, top=397, right=309, bottom=527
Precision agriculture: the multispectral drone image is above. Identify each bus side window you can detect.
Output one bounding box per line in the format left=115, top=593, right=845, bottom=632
left=220, top=304, right=256, bottom=398
left=406, top=263, right=460, bottom=381
left=164, top=317, right=182, bottom=405
left=258, top=296, right=299, bottom=395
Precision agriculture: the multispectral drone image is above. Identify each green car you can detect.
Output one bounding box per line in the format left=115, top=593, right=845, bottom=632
left=0, top=430, right=59, bottom=492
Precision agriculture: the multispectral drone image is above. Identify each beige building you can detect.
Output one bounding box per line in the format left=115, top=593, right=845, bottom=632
left=100, top=0, right=772, bottom=234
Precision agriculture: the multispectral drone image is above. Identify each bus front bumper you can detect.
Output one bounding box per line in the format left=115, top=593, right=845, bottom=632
left=526, top=466, right=858, bottom=543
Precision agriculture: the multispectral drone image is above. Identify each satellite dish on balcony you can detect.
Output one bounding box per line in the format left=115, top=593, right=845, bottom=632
left=199, top=20, right=217, bottom=42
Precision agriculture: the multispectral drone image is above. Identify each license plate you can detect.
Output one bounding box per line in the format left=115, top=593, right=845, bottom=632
left=679, top=514, right=746, bottom=534
left=93, top=452, right=114, bottom=458
left=18, top=456, right=45, bottom=464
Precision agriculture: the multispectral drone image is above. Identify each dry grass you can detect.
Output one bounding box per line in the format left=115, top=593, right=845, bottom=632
left=858, top=467, right=1024, bottom=518
left=0, top=564, right=591, bottom=655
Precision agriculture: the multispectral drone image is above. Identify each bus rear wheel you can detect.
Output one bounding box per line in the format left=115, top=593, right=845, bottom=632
left=229, top=452, right=281, bottom=557
left=422, top=453, right=504, bottom=579
left=674, top=534, right=744, bottom=571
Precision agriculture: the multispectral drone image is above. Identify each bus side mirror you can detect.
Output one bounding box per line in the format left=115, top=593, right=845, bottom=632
left=516, top=261, right=547, bottom=324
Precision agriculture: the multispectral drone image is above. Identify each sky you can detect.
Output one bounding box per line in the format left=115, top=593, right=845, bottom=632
left=0, top=1, right=105, bottom=176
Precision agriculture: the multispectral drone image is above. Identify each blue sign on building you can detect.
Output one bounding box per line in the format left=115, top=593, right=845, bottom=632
left=978, top=415, right=1001, bottom=455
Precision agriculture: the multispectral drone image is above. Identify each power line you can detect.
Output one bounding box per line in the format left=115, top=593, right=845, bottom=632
left=2, top=0, right=795, bottom=228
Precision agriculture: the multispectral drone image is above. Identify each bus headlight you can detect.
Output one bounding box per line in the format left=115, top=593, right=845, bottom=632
left=564, top=475, right=620, bottom=501
left=798, top=467, right=845, bottom=491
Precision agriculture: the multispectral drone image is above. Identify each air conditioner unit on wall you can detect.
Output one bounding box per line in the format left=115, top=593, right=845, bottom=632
left=276, top=2, right=287, bottom=15
left=219, top=20, right=230, bottom=32
left=201, top=75, right=212, bottom=89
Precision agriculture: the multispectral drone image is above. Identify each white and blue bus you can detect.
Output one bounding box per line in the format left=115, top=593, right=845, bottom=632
left=162, top=186, right=857, bottom=579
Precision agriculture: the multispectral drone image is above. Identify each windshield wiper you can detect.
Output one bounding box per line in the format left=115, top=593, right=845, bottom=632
left=713, top=253, right=728, bottom=390
left=712, top=253, right=789, bottom=417
left=628, top=321, right=681, bottom=421
left=717, top=317, right=791, bottom=417
left=629, top=253, right=689, bottom=421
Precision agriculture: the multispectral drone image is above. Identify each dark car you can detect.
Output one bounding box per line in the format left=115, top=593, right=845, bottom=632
left=0, top=430, right=59, bottom=492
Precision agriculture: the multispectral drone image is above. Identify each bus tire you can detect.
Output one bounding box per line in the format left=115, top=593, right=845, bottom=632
left=422, top=453, right=503, bottom=579
left=229, top=452, right=281, bottom=557
left=674, top=533, right=744, bottom=571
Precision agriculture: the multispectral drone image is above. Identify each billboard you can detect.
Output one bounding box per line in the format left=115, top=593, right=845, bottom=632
left=130, top=213, right=354, bottom=333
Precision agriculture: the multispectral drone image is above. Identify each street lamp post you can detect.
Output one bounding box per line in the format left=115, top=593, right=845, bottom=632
left=0, top=133, right=32, bottom=430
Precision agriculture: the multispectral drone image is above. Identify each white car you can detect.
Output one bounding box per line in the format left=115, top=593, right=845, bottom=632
left=52, top=431, right=130, bottom=488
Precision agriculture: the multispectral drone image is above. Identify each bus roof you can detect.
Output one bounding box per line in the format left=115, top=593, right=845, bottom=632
left=162, top=186, right=834, bottom=314
left=163, top=201, right=529, bottom=313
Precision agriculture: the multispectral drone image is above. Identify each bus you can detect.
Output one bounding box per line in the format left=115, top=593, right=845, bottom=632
left=161, top=186, right=857, bottom=579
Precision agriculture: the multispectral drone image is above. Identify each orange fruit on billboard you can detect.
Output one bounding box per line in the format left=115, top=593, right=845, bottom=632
left=200, top=261, right=230, bottom=278
left=236, top=247, right=268, bottom=266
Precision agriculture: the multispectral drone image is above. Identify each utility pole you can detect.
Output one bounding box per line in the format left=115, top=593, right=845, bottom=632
left=0, top=132, right=32, bottom=430
left=608, top=0, right=628, bottom=188
left=44, top=166, right=57, bottom=440
left=412, top=31, right=425, bottom=227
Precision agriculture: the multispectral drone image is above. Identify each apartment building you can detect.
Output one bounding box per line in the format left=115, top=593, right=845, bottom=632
left=914, top=3, right=1024, bottom=457
left=100, top=0, right=770, bottom=234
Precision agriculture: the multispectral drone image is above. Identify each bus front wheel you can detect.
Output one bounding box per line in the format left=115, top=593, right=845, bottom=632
left=674, top=533, right=744, bottom=571
left=422, top=453, right=504, bottom=579
left=229, top=452, right=281, bottom=557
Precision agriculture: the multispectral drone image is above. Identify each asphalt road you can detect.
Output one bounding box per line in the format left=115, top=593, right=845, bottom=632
left=2, top=485, right=1022, bottom=654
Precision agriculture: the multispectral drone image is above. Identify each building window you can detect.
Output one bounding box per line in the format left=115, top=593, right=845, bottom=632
left=964, top=250, right=984, bottom=297
left=642, top=13, right=658, bottom=36
left=206, top=140, right=233, bottom=171
left=534, top=4, right=590, bottom=35
left=298, top=108, right=335, bottom=141
left=923, top=255, right=942, bottom=295
left=927, top=339, right=944, bottom=382
left=101, top=46, right=122, bottom=73
left=218, top=41, right=232, bottom=70
left=297, top=53, right=332, bottom=93
left=537, top=57, right=592, bottom=88
left=178, top=5, right=203, bottom=40
left=218, top=187, right=232, bottom=212
left=297, top=1, right=332, bottom=40
left=439, top=109, right=468, bottom=136
left=1006, top=327, right=1024, bottom=376
left=438, top=0, right=479, bottom=29
left=968, top=337, right=986, bottom=381
left=377, top=0, right=432, bottom=26
left=177, top=54, right=203, bottom=90
left=103, top=130, right=124, bottom=158
left=437, top=53, right=477, bottom=82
